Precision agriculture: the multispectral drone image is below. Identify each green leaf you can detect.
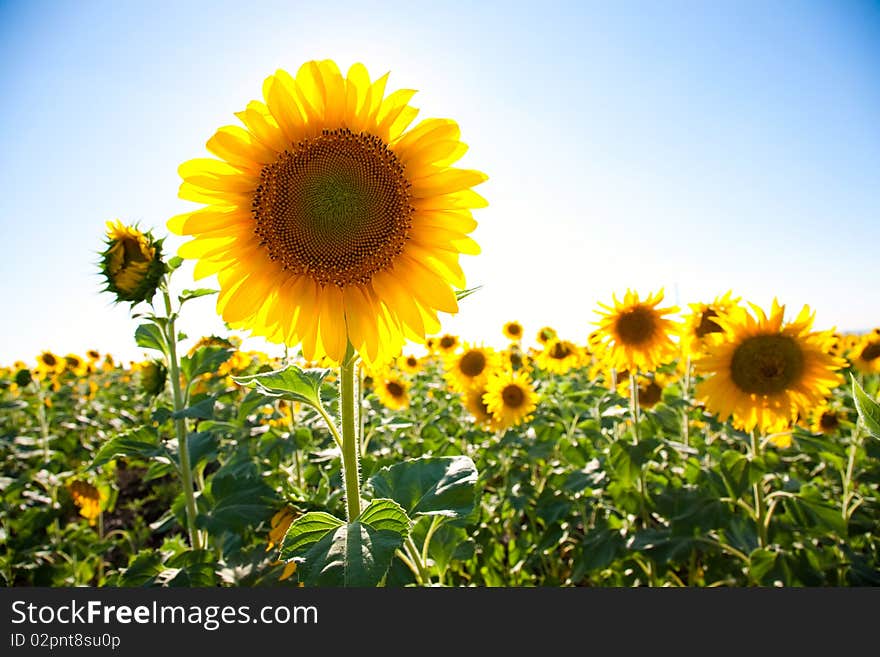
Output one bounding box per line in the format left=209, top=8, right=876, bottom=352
left=232, top=364, right=330, bottom=409
left=303, top=523, right=406, bottom=587
left=167, top=255, right=184, bottom=271
left=165, top=550, right=217, bottom=587
left=135, top=323, right=167, bottom=354
left=172, top=397, right=215, bottom=420
left=748, top=548, right=778, bottom=584
left=366, top=455, right=478, bottom=518
left=198, top=461, right=275, bottom=535
left=279, top=512, right=344, bottom=560
left=90, top=427, right=167, bottom=469
left=178, top=288, right=218, bottom=304
left=852, top=375, right=880, bottom=440
left=116, top=551, right=164, bottom=587
left=455, top=285, right=483, bottom=301
left=180, top=346, right=233, bottom=382
left=357, top=498, right=411, bottom=536
left=279, top=500, right=411, bottom=587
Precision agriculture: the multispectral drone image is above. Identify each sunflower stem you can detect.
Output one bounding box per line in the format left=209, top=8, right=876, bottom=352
left=749, top=431, right=768, bottom=549
left=841, top=424, right=862, bottom=531
left=629, top=371, right=641, bottom=443
left=340, top=342, right=362, bottom=523
left=682, top=356, right=692, bottom=447
left=162, top=286, right=202, bottom=551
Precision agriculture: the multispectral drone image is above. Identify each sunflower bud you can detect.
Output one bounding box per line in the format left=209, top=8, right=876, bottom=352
left=100, top=220, right=166, bottom=304
left=139, top=360, right=167, bottom=396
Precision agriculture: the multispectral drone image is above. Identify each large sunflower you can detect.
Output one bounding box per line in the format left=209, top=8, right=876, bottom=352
left=169, top=60, right=487, bottom=366
left=695, top=301, right=845, bottom=434
left=595, top=289, right=679, bottom=372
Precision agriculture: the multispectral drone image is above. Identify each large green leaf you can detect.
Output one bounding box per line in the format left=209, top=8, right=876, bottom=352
left=180, top=346, right=233, bottom=382
left=853, top=375, right=880, bottom=440
left=367, top=455, right=478, bottom=518
left=198, top=461, right=274, bottom=535
left=134, top=323, right=167, bottom=354
left=279, top=499, right=410, bottom=587
left=232, top=364, right=330, bottom=409
left=90, top=427, right=168, bottom=469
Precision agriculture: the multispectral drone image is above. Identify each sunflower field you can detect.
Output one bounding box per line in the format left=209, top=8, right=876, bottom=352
left=2, top=60, right=880, bottom=588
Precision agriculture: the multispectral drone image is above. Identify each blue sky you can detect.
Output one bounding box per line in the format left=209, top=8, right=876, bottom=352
left=1, top=0, right=878, bottom=364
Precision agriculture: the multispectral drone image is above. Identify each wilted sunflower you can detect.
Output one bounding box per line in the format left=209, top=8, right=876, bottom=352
left=695, top=301, right=845, bottom=434
left=100, top=220, right=166, bottom=304
left=444, top=344, right=498, bottom=392
left=137, top=360, right=167, bottom=396
left=375, top=375, right=409, bottom=410
left=535, top=339, right=583, bottom=374
left=503, top=321, right=524, bottom=342
left=850, top=334, right=880, bottom=374
left=595, top=289, right=679, bottom=372
left=681, top=291, right=740, bottom=357
left=483, top=371, right=538, bottom=431
left=169, top=60, right=487, bottom=366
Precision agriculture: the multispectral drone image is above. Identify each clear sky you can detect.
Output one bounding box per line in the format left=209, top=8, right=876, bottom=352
left=1, top=0, right=878, bottom=365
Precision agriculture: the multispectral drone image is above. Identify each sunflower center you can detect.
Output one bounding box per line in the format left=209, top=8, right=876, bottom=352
left=730, top=335, right=805, bottom=395
left=549, top=342, right=571, bottom=359
left=819, top=411, right=839, bottom=431
left=861, top=342, right=880, bottom=362
left=507, top=324, right=521, bottom=336
left=253, top=128, right=413, bottom=287
left=406, top=356, right=418, bottom=368
left=695, top=309, right=723, bottom=338
left=41, top=354, right=57, bottom=367
left=501, top=384, right=525, bottom=408
left=385, top=381, right=405, bottom=398
left=615, top=306, right=657, bottom=345
left=459, top=350, right=487, bottom=377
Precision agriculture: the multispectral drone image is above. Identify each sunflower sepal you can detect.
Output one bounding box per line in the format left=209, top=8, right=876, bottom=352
left=278, top=498, right=411, bottom=587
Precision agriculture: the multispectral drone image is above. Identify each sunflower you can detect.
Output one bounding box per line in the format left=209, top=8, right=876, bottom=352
left=535, top=339, right=583, bottom=374
left=375, top=374, right=409, bottom=410
left=444, top=344, right=499, bottom=393
left=503, top=321, right=524, bottom=342
left=100, top=220, right=166, bottom=304
left=435, top=334, right=460, bottom=355
left=483, top=371, right=538, bottom=431
left=850, top=334, right=880, bottom=374
left=680, top=291, right=740, bottom=357
left=810, top=403, right=844, bottom=435
left=63, top=354, right=87, bottom=377
left=86, top=349, right=101, bottom=361
left=463, top=385, right=496, bottom=429
left=36, top=351, right=63, bottom=375
left=67, top=480, right=103, bottom=526
left=536, top=326, right=557, bottom=345
left=398, top=353, right=421, bottom=374
left=595, top=289, right=679, bottom=372
left=168, top=60, right=487, bottom=366
left=137, top=360, right=167, bottom=396
left=695, top=300, right=845, bottom=434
